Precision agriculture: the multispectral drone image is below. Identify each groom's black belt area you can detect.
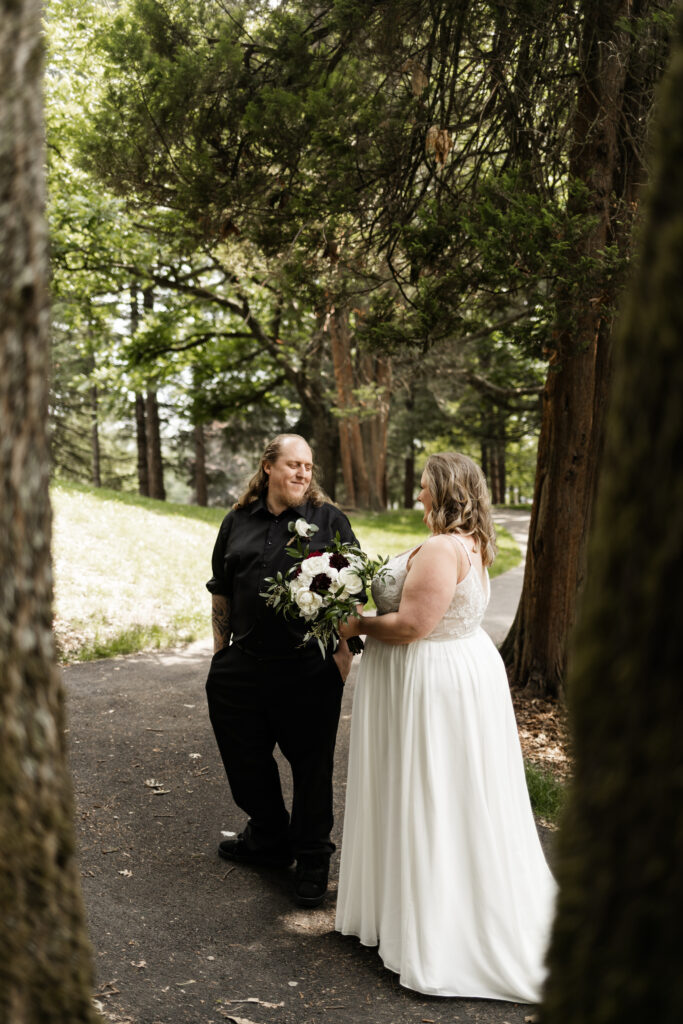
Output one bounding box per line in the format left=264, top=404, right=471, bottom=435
left=232, top=636, right=321, bottom=665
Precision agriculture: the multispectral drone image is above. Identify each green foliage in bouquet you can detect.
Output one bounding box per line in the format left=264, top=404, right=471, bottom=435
left=261, top=518, right=389, bottom=658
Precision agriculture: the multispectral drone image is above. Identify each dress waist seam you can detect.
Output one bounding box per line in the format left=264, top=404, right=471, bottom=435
left=422, top=627, right=482, bottom=643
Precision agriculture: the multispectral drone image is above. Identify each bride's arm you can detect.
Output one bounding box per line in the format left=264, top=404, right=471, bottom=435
left=340, top=537, right=461, bottom=646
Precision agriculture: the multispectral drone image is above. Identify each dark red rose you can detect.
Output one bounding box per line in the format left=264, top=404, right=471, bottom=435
left=329, top=552, right=350, bottom=570
left=309, top=572, right=333, bottom=594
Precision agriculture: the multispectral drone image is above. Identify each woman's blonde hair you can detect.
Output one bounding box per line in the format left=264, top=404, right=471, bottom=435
left=422, top=452, right=497, bottom=567
left=233, top=433, right=328, bottom=510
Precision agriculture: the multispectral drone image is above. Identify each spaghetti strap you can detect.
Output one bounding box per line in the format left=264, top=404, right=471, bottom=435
left=449, top=533, right=473, bottom=566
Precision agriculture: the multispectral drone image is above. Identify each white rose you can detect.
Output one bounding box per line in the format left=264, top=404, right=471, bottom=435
left=336, top=566, right=363, bottom=597
left=294, top=588, right=324, bottom=620
left=288, top=574, right=307, bottom=595
left=294, top=517, right=315, bottom=538
left=299, top=554, right=332, bottom=578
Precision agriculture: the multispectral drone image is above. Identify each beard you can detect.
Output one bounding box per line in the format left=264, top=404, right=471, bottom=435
left=285, top=480, right=308, bottom=501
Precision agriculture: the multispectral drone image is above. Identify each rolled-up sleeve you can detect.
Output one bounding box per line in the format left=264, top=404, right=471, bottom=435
left=206, top=514, right=233, bottom=596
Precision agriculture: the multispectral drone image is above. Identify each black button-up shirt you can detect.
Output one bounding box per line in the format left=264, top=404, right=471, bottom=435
left=206, top=495, right=362, bottom=656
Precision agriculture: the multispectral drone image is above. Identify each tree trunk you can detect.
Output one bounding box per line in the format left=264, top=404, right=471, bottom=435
left=0, top=2, right=100, bottom=1018
left=145, top=390, right=165, bottom=501
left=502, top=1, right=647, bottom=698
left=141, top=288, right=165, bottom=500
left=404, top=447, right=416, bottom=509
left=90, top=384, right=101, bottom=488
left=542, top=16, right=683, bottom=1017
left=307, top=403, right=339, bottom=501
left=328, top=305, right=390, bottom=510
left=130, top=287, right=150, bottom=498
left=328, top=306, right=371, bottom=507
left=360, top=351, right=391, bottom=508
left=135, top=392, right=149, bottom=497
left=193, top=423, right=208, bottom=506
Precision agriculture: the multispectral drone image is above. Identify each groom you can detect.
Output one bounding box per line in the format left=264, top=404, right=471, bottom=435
left=205, top=433, right=360, bottom=908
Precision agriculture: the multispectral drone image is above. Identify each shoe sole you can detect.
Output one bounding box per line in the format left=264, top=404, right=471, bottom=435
left=294, top=892, right=326, bottom=908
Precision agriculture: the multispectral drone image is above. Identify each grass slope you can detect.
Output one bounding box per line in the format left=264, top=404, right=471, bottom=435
left=52, top=481, right=520, bottom=663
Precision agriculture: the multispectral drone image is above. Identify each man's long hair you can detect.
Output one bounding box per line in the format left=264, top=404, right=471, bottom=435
left=233, top=434, right=328, bottom=510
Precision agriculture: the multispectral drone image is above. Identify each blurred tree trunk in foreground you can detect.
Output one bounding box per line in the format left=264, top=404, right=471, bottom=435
left=542, top=11, right=683, bottom=1022
left=0, top=1, right=101, bottom=1020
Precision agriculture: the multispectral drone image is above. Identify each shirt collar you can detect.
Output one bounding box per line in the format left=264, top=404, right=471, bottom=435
left=248, top=494, right=308, bottom=517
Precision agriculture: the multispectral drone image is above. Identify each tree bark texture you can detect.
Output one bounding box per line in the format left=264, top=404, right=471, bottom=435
left=0, top=2, right=100, bottom=1020
left=542, top=14, right=683, bottom=1018
left=328, top=305, right=390, bottom=510
left=502, top=0, right=650, bottom=697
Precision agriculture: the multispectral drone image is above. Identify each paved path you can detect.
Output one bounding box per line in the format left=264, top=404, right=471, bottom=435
left=65, top=512, right=539, bottom=1024
left=482, top=509, right=530, bottom=646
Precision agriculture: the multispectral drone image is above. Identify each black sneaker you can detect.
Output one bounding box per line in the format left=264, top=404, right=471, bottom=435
left=218, top=833, right=294, bottom=868
left=294, top=857, right=329, bottom=908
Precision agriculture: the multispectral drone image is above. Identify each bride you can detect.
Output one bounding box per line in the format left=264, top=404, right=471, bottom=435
left=335, top=452, right=557, bottom=1003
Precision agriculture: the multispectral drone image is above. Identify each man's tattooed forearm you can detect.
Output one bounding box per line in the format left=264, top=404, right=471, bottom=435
left=212, top=596, right=232, bottom=651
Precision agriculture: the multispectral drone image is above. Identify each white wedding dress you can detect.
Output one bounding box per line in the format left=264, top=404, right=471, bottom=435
left=335, top=536, right=557, bottom=1002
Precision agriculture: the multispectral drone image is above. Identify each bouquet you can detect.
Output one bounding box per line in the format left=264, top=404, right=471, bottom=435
left=260, top=518, right=388, bottom=657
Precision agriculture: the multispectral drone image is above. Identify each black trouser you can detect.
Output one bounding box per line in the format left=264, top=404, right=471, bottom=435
left=205, top=643, right=344, bottom=860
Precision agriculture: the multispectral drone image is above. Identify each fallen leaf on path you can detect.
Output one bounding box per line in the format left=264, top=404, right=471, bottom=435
left=144, top=778, right=170, bottom=794
left=223, top=998, right=284, bottom=1008
left=118, top=869, right=133, bottom=877
left=95, top=981, right=120, bottom=998
left=130, top=960, right=146, bottom=969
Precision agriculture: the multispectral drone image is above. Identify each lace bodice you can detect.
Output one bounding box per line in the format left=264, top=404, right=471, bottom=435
left=371, top=539, right=490, bottom=641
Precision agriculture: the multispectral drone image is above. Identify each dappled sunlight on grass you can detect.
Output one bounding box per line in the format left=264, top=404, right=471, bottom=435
left=52, top=483, right=216, bottom=662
